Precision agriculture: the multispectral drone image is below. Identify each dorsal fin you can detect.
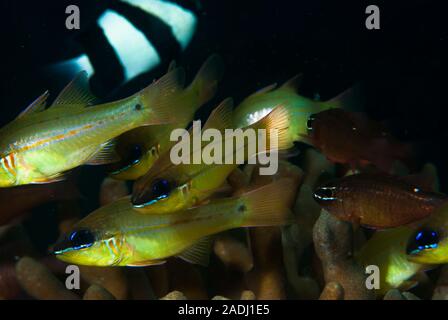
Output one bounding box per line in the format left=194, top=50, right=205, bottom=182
left=251, top=83, right=277, bottom=97
left=167, top=60, right=177, bottom=72
left=51, top=71, right=98, bottom=107
left=202, top=98, right=234, bottom=131
left=17, top=91, right=49, bottom=118
left=325, top=84, right=362, bottom=112
left=177, top=236, right=213, bottom=266
left=181, top=98, right=233, bottom=167
left=280, top=74, right=303, bottom=93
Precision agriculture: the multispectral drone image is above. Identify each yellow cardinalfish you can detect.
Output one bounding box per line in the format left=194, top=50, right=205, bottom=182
left=407, top=201, right=448, bottom=264
left=356, top=227, right=429, bottom=296
left=0, top=69, right=185, bottom=187
left=52, top=178, right=296, bottom=267
left=131, top=98, right=293, bottom=214
left=109, top=55, right=225, bottom=180
left=231, top=75, right=354, bottom=142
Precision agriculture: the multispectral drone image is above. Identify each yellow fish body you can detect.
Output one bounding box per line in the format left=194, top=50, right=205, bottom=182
left=53, top=178, right=296, bottom=267
left=131, top=98, right=293, bottom=214
left=0, top=70, right=184, bottom=187
left=109, top=55, right=224, bottom=180
left=356, top=227, right=427, bottom=296
left=232, top=75, right=350, bottom=143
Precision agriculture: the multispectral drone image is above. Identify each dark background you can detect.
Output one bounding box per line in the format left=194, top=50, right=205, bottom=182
left=0, top=0, right=447, bottom=247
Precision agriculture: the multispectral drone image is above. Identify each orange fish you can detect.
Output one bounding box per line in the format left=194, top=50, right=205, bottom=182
left=313, top=173, right=446, bottom=229
left=304, top=109, right=413, bottom=172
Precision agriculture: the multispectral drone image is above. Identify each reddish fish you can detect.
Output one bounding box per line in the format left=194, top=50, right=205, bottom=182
left=313, top=173, right=446, bottom=229
left=304, top=109, right=413, bottom=172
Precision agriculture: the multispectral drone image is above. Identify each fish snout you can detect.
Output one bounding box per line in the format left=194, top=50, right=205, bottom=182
left=306, top=114, right=317, bottom=131
left=313, top=186, right=338, bottom=204
left=51, top=229, right=96, bottom=255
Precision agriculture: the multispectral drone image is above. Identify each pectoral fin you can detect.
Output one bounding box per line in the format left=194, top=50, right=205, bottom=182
left=86, top=140, right=120, bottom=165
left=177, top=236, right=214, bottom=267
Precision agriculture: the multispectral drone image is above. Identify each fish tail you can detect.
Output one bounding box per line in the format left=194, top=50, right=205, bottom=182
left=239, top=178, right=296, bottom=227
left=186, top=54, right=225, bottom=110
left=137, top=68, right=186, bottom=125
left=250, top=105, right=295, bottom=150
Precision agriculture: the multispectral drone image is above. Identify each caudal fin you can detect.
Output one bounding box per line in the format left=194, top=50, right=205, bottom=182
left=188, top=54, right=225, bottom=108
left=240, top=178, right=296, bottom=227
left=137, top=68, right=186, bottom=125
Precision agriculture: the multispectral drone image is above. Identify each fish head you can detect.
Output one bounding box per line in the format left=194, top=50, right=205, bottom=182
left=313, top=180, right=348, bottom=219
left=110, top=143, right=159, bottom=180
left=306, top=109, right=352, bottom=144
left=303, top=110, right=339, bottom=147
left=132, top=176, right=188, bottom=214
left=306, top=113, right=317, bottom=132
left=407, top=202, right=448, bottom=264
left=52, top=227, right=125, bottom=266
left=406, top=227, right=446, bottom=264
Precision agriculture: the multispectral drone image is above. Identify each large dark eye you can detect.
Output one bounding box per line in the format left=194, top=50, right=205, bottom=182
left=132, top=178, right=173, bottom=207
left=307, top=114, right=316, bottom=131
left=313, top=187, right=337, bottom=201
left=69, top=229, right=95, bottom=250
left=151, top=178, right=171, bottom=200
left=128, top=144, right=143, bottom=165
left=407, top=228, right=439, bottom=255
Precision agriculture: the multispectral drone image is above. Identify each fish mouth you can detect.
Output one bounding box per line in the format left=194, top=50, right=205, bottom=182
left=50, top=238, right=75, bottom=255
left=110, top=158, right=141, bottom=176
left=51, top=229, right=96, bottom=255
left=131, top=190, right=147, bottom=207
left=109, top=144, right=145, bottom=176
left=131, top=193, right=167, bottom=208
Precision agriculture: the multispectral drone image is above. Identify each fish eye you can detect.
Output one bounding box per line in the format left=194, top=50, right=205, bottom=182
left=307, top=114, right=316, bottom=131
left=313, top=187, right=337, bottom=201
left=69, top=229, right=95, bottom=250
left=131, top=178, right=173, bottom=207
left=128, top=144, right=143, bottom=165
left=407, top=228, right=439, bottom=255
left=151, top=178, right=171, bottom=201
left=53, top=229, right=95, bottom=255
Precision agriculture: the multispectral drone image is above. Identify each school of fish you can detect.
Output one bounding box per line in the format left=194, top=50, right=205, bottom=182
left=2, top=55, right=448, bottom=298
